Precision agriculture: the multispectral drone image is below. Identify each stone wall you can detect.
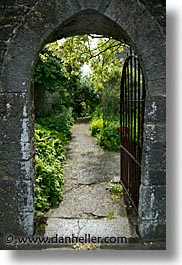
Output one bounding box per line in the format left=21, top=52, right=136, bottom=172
left=0, top=0, right=166, bottom=248
left=34, top=87, right=60, bottom=117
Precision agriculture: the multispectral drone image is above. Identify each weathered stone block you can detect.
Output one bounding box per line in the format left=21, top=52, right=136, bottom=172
left=0, top=158, right=35, bottom=181
left=24, top=0, right=75, bottom=43
left=142, top=140, right=166, bottom=168
left=0, top=125, right=33, bottom=161
left=145, top=61, right=166, bottom=81
left=147, top=77, right=166, bottom=96
left=0, top=116, right=33, bottom=143
left=0, top=141, right=21, bottom=161
left=1, top=49, right=36, bottom=93
left=78, top=0, right=110, bottom=11
left=0, top=9, right=30, bottom=32
left=128, top=8, right=164, bottom=48
left=139, top=0, right=166, bottom=30
left=51, top=8, right=123, bottom=44
left=34, top=87, right=61, bottom=117
left=0, top=93, right=32, bottom=118
left=144, top=95, right=166, bottom=124
left=105, top=0, right=144, bottom=28
left=140, top=123, right=166, bottom=186
left=141, top=166, right=166, bottom=186
left=138, top=219, right=166, bottom=242
left=142, top=54, right=165, bottom=86
left=0, top=210, right=34, bottom=239
left=144, top=123, right=165, bottom=143
left=0, top=180, right=34, bottom=212
left=116, top=7, right=165, bottom=86
left=0, top=76, right=32, bottom=94
left=138, top=185, right=166, bottom=221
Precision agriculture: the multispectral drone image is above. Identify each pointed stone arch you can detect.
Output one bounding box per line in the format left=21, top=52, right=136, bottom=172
left=0, top=0, right=166, bottom=247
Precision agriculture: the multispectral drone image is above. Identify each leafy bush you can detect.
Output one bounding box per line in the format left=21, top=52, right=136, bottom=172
left=73, top=77, right=101, bottom=117
left=100, top=122, right=120, bottom=151
left=35, top=116, right=72, bottom=143
left=89, top=110, right=120, bottom=152
left=34, top=116, right=72, bottom=212
left=34, top=47, right=68, bottom=93
left=90, top=118, right=103, bottom=136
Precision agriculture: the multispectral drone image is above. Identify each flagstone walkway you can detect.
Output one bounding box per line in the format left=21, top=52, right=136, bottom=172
left=45, top=120, right=138, bottom=248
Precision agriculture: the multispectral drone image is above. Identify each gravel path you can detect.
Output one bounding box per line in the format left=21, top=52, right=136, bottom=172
left=45, top=121, right=138, bottom=247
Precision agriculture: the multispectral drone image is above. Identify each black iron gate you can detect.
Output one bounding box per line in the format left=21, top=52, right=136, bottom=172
left=120, top=50, right=146, bottom=212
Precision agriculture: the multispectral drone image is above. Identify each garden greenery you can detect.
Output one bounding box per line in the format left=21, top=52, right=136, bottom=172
left=90, top=114, right=120, bottom=152
left=33, top=35, right=126, bottom=226
left=34, top=115, right=73, bottom=215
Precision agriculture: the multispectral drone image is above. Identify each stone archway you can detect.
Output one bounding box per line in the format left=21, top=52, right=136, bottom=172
left=0, top=0, right=166, bottom=247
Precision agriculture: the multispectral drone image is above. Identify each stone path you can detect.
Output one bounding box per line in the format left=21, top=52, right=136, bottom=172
left=45, top=121, right=138, bottom=247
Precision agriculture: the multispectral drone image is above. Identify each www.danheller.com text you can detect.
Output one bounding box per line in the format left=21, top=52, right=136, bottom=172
left=4, top=233, right=128, bottom=245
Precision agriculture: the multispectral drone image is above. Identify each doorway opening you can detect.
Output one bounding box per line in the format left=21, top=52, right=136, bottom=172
left=33, top=34, right=144, bottom=246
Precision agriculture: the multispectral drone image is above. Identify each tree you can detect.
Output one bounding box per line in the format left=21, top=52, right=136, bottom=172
left=88, top=37, right=125, bottom=90
left=45, top=35, right=90, bottom=79
left=34, top=47, right=68, bottom=92
left=72, top=77, right=101, bottom=116
left=44, top=35, right=126, bottom=88
left=34, top=35, right=127, bottom=118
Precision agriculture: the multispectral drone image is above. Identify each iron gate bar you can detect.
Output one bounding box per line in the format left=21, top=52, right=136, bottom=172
left=130, top=51, right=133, bottom=146
left=134, top=56, right=137, bottom=157
left=126, top=100, right=145, bottom=102
left=120, top=51, right=146, bottom=212
left=119, top=178, right=138, bottom=214
left=120, top=144, right=141, bottom=168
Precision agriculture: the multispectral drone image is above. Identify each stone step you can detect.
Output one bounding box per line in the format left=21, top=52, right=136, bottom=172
left=45, top=218, right=139, bottom=242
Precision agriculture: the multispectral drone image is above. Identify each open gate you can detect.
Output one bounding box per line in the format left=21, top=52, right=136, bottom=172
left=120, top=50, right=146, bottom=212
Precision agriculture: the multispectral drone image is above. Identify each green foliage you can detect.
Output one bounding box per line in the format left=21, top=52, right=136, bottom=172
left=100, top=122, right=120, bottom=151
left=90, top=118, right=103, bottom=136
left=89, top=38, right=125, bottom=90
left=106, top=210, right=115, bottom=220
left=34, top=40, right=101, bottom=118
left=46, top=35, right=125, bottom=87
left=69, top=77, right=101, bottom=117
left=108, top=183, right=124, bottom=201
left=34, top=116, right=72, bottom=212
left=33, top=35, right=127, bottom=120
left=90, top=110, right=120, bottom=152
left=109, top=183, right=123, bottom=196
left=57, top=76, right=101, bottom=118
left=34, top=47, right=68, bottom=93
left=32, top=35, right=129, bottom=233
left=36, top=115, right=72, bottom=142
left=35, top=126, right=64, bottom=210
left=101, top=81, right=120, bottom=125
left=53, top=36, right=90, bottom=79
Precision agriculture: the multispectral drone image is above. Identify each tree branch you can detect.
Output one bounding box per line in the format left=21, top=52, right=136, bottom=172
left=89, top=43, right=122, bottom=59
